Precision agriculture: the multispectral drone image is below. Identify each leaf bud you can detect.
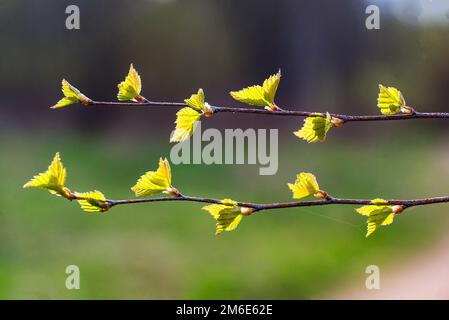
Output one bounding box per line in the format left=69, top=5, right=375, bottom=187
left=164, top=187, right=180, bottom=196
left=331, top=117, right=344, bottom=127
left=240, top=207, right=253, bottom=216
left=265, top=103, right=280, bottom=112
left=314, top=191, right=328, bottom=199
left=400, top=106, right=414, bottom=115
left=392, top=205, right=404, bottom=214
left=203, top=103, right=214, bottom=117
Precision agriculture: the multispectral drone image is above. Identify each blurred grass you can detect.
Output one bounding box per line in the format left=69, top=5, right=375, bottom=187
left=1, top=131, right=449, bottom=299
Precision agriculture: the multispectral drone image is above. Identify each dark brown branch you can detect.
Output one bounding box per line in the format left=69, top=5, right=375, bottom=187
left=105, top=192, right=449, bottom=213
left=88, top=99, right=449, bottom=123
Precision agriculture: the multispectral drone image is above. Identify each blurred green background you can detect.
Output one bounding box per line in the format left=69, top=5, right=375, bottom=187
left=1, top=0, right=449, bottom=299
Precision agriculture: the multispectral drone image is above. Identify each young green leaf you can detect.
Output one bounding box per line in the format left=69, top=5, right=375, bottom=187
left=51, top=79, right=91, bottom=109
left=170, top=89, right=216, bottom=142
left=170, top=107, right=202, bottom=142
left=293, top=113, right=333, bottom=143
left=184, top=88, right=213, bottom=115
left=117, top=64, right=143, bottom=102
left=230, top=70, right=281, bottom=111
left=231, top=86, right=267, bottom=106
left=356, top=199, right=395, bottom=237
left=75, top=190, right=109, bottom=213
left=263, top=71, right=281, bottom=104
left=288, top=172, right=321, bottom=200
left=23, top=152, right=72, bottom=198
left=185, top=88, right=203, bottom=110
left=377, top=84, right=406, bottom=115
left=131, top=158, right=175, bottom=197
left=202, top=199, right=243, bottom=235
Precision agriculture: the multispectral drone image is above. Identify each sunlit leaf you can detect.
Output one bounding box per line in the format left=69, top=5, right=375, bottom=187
left=131, top=158, right=172, bottom=197
left=117, top=64, right=143, bottom=102
left=75, top=190, right=109, bottom=213
left=23, top=152, right=71, bottom=198
left=184, top=88, right=213, bottom=115
left=202, top=199, right=243, bottom=235
left=185, top=88, right=205, bottom=111
left=231, top=85, right=267, bottom=106
left=356, top=199, right=395, bottom=237
left=293, top=112, right=333, bottom=143
left=230, top=71, right=281, bottom=110
left=288, top=172, right=320, bottom=200
left=377, top=84, right=406, bottom=115
left=262, top=70, right=281, bottom=104
left=51, top=79, right=91, bottom=109
left=170, top=107, right=202, bottom=142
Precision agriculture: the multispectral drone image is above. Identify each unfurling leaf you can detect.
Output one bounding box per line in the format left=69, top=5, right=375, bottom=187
left=170, top=89, right=213, bottom=143
left=75, top=190, right=109, bottom=213
left=51, top=79, right=91, bottom=109
left=293, top=112, right=333, bottom=143
left=170, top=107, right=202, bottom=142
left=377, top=84, right=406, bottom=115
left=117, top=64, right=143, bottom=102
left=262, top=71, right=281, bottom=106
left=185, top=88, right=213, bottom=115
left=288, top=172, right=320, bottom=200
left=131, top=158, right=174, bottom=197
left=202, top=199, right=243, bottom=235
left=231, top=86, right=266, bottom=106
left=23, top=152, right=71, bottom=198
left=230, top=70, right=281, bottom=111
left=356, top=199, right=395, bottom=237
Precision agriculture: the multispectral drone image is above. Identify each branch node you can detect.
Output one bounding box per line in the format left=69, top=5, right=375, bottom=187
left=331, top=116, right=345, bottom=127
left=135, top=95, right=146, bottom=103
left=164, top=187, right=181, bottom=197
left=314, top=191, right=328, bottom=200
left=203, top=103, right=214, bottom=117
left=265, top=103, right=281, bottom=112
left=392, top=205, right=405, bottom=214
left=240, top=207, right=253, bottom=216
left=401, top=106, right=415, bottom=115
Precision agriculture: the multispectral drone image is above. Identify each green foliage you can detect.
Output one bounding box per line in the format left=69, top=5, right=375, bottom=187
left=131, top=158, right=174, bottom=197
left=170, top=107, right=202, bottom=142
left=288, top=172, right=321, bottom=200
left=75, top=190, right=109, bottom=213
left=23, top=153, right=109, bottom=213
left=202, top=199, right=244, bottom=235
left=21, top=153, right=411, bottom=237
left=14, top=137, right=443, bottom=298
left=23, top=152, right=71, bottom=198
left=51, top=80, right=91, bottom=109
left=293, top=113, right=333, bottom=143
left=184, top=88, right=212, bottom=114
left=377, top=84, right=406, bottom=115
left=356, top=199, right=396, bottom=237
left=170, top=88, right=214, bottom=143
left=117, top=64, right=143, bottom=102
left=35, top=68, right=438, bottom=239
left=230, top=70, right=281, bottom=111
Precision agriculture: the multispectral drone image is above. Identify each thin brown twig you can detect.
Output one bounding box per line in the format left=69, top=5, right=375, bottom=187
left=87, top=99, right=449, bottom=123
left=102, top=192, right=449, bottom=213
